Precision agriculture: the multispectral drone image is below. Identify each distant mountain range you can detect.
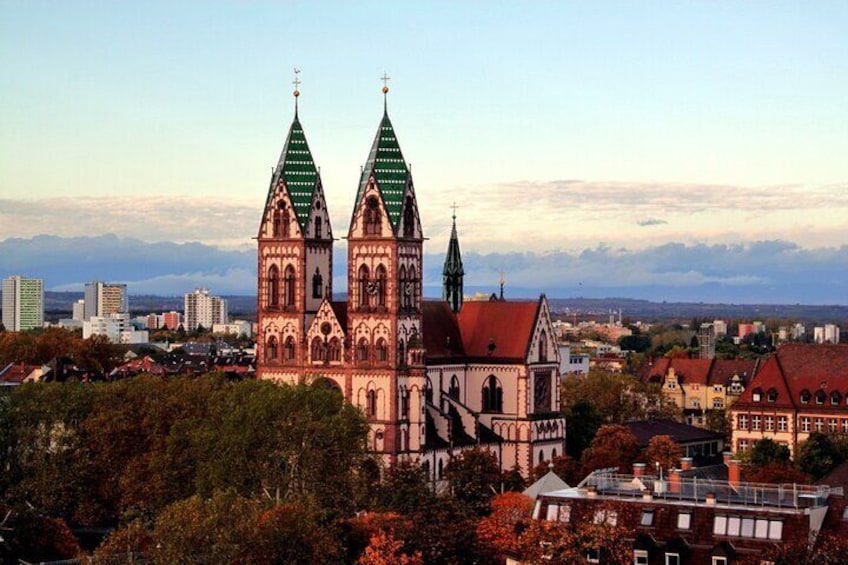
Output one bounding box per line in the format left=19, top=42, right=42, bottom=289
left=2, top=234, right=847, bottom=307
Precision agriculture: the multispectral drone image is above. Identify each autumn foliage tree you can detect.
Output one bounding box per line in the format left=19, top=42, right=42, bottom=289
left=580, top=425, right=641, bottom=474
left=475, top=492, right=534, bottom=560
left=644, top=435, right=683, bottom=474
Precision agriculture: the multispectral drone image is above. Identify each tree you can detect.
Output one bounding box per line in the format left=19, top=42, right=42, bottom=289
left=618, top=334, right=651, bottom=353
left=377, top=459, right=435, bottom=515
left=564, top=401, right=601, bottom=458
left=444, top=448, right=503, bottom=516
left=748, top=438, right=791, bottom=468
left=644, top=435, right=683, bottom=474
left=580, top=425, right=640, bottom=474
left=91, top=520, right=153, bottom=563
left=796, top=432, right=843, bottom=480
left=704, top=409, right=731, bottom=437
left=530, top=454, right=584, bottom=487
left=475, top=492, right=534, bottom=560
left=743, top=462, right=809, bottom=485
left=357, top=531, right=423, bottom=565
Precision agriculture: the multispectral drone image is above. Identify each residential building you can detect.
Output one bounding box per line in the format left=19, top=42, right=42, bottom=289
left=712, top=320, right=728, bottom=337
left=644, top=358, right=759, bottom=426
left=731, top=343, right=848, bottom=456
left=558, top=344, right=590, bottom=376
left=532, top=462, right=847, bottom=565
left=2, top=275, right=44, bottom=331
left=83, top=281, right=128, bottom=320
left=83, top=312, right=148, bottom=344
left=212, top=320, right=252, bottom=338
left=162, top=311, right=182, bottom=330
left=72, top=299, right=85, bottom=321
left=625, top=419, right=726, bottom=464
left=813, top=324, right=840, bottom=344
left=255, top=89, right=564, bottom=478
left=184, top=288, right=228, bottom=331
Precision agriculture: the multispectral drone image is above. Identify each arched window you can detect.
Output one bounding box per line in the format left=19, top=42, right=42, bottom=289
left=375, top=338, right=388, bottom=363
left=552, top=448, right=558, bottom=459
left=425, top=377, right=433, bottom=403
left=357, top=338, right=369, bottom=363
left=312, top=268, right=323, bottom=299
left=364, top=196, right=381, bottom=235
left=315, top=216, right=322, bottom=239
left=358, top=265, right=370, bottom=309
left=406, top=266, right=417, bottom=311
left=367, top=389, right=377, bottom=417
left=539, top=451, right=545, bottom=465
left=284, top=336, right=296, bottom=362
left=539, top=330, right=548, bottom=363
left=398, top=265, right=407, bottom=310
left=438, top=459, right=444, bottom=479
left=265, top=336, right=278, bottom=363
left=281, top=204, right=290, bottom=238
left=482, top=375, right=503, bottom=413
left=398, top=339, right=406, bottom=367
left=403, top=196, right=415, bottom=238
left=311, top=336, right=324, bottom=363
left=328, top=337, right=341, bottom=362
left=272, top=210, right=282, bottom=238
left=400, top=387, right=409, bottom=418
left=283, top=265, right=295, bottom=307
left=449, top=375, right=460, bottom=400
left=376, top=265, right=387, bottom=307
left=267, top=265, right=279, bottom=308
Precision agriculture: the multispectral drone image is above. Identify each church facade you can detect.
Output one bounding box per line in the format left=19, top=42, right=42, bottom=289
left=256, top=88, right=565, bottom=478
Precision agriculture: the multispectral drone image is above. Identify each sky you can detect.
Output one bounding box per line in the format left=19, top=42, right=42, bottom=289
left=1, top=2, right=847, bottom=302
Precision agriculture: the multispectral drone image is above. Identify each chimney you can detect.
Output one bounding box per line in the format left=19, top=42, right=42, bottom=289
left=705, top=492, right=716, bottom=505
left=642, top=489, right=653, bottom=501
left=728, top=459, right=741, bottom=487
left=669, top=469, right=682, bottom=494
left=680, top=457, right=693, bottom=471
left=723, top=451, right=733, bottom=467
left=587, top=485, right=597, bottom=498
left=633, top=463, right=646, bottom=477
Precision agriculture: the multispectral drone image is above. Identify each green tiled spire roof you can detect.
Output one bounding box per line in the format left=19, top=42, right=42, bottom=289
left=264, top=115, right=320, bottom=231
left=354, top=110, right=411, bottom=229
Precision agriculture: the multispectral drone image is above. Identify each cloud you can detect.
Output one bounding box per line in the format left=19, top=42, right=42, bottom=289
left=2, top=234, right=846, bottom=303
left=637, top=218, right=668, bottom=227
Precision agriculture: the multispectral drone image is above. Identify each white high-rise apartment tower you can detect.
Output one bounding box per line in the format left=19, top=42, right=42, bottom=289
left=184, top=288, right=228, bottom=331
left=2, top=276, right=44, bottom=331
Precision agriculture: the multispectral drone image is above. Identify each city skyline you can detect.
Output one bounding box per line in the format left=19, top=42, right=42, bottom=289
left=1, top=2, right=846, bottom=302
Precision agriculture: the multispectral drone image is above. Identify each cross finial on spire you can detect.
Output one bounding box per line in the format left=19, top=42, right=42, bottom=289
left=450, top=202, right=459, bottom=221
left=292, top=68, right=301, bottom=115
left=381, top=71, right=390, bottom=112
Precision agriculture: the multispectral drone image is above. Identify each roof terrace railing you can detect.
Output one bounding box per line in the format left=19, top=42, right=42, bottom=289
left=574, top=471, right=833, bottom=510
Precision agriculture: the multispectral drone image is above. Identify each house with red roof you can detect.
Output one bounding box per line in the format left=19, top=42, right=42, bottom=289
left=644, top=358, right=759, bottom=427
left=731, top=344, right=848, bottom=456
left=254, top=90, right=563, bottom=478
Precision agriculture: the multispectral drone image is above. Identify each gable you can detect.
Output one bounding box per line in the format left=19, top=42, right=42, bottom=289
left=456, top=300, right=539, bottom=362
left=527, top=296, right=559, bottom=365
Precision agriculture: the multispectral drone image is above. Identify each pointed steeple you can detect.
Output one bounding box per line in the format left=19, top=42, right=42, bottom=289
left=261, top=85, right=321, bottom=234
left=443, top=208, right=464, bottom=313
left=352, top=80, right=411, bottom=230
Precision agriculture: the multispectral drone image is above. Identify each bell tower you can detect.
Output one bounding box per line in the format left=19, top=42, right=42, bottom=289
left=257, top=74, right=333, bottom=382
left=346, top=78, right=426, bottom=460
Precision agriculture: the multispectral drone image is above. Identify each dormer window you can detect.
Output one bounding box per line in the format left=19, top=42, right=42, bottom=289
left=816, top=391, right=826, bottom=405
left=800, top=390, right=811, bottom=404
left=752, top=388, right=762, bottom=402
left=767, top=389, right=778, bottom=402
left=831, top=392, right=842, bottom=406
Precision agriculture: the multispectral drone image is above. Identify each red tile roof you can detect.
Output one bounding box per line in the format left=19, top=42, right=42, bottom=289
left=736, top=344, right=848, bottom=408
left=456, top=299, right=539, bottom=362
left=647, top=358, right=713, bottom=385
left=708, top=359, right=759, bottom=386
left=422, top=301, right=465, bottom=360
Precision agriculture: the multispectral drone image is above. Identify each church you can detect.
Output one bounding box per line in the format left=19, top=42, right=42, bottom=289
left=256, top=80, right=565, bottom=479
